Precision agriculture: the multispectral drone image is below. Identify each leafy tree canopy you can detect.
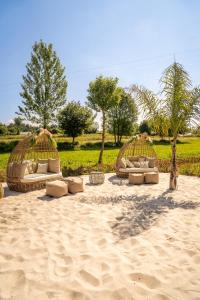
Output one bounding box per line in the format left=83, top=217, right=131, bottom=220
left=17, top=40, right=67, bottom=129
left=58, top=101, right=94, bottom=143
left=108, top=89, right=138, bottom=144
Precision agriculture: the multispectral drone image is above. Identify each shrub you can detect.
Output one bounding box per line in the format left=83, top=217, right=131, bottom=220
left=57, top=141, right=79, bottom=151
left=0, top=141, right=18, bottom=153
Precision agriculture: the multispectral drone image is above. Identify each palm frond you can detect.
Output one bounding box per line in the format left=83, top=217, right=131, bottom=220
left=130, top=84, right=161, bottom=119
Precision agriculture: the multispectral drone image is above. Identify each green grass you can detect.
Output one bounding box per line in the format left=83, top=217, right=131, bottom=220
left=152, top=137, right=200, bottom=159
left=0, top=136, right=200, bottom=177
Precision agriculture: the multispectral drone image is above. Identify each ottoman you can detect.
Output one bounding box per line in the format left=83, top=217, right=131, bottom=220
left=63, top=177, right=84, bottom=194
left=129, top=173, right=144, bottom=185
left=46, top=180, right=68, bottom=197
left=144, top=172, right=159, bottom=184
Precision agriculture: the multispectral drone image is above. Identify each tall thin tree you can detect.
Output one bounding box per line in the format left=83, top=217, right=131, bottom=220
left=17, top=40, right=67, bottom=129
left=87, top=76, right=119, bottom=164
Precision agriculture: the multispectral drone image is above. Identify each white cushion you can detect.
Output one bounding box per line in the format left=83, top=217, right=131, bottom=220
left=37, top=163, right=48, bottom=174
left=119, top=167, right=158, bottom=173
left=21, top=172, right=62, bottom=183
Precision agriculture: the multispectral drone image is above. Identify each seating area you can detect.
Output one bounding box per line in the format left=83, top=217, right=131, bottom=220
left=7, top=129, right=62, bottom=192
left=6, top=132, right=159, bottom=195
left=115, top=135, right=159, bottom=181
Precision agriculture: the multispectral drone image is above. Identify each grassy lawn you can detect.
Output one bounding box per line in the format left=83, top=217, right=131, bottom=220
left=0, top=136, right=200, bottom=176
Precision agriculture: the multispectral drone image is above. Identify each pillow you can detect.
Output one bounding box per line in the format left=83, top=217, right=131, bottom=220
left=12, top=162, right=28, bottom=179
left=138, top=156, right=146, bottom=162
left=126, top=159, right=134, bottom=168
left=23, top=160, right=33, bottom=175
left=128, top=156, right=139, bottom=162
left=133, top=162, right=141, bottom=168
left=120, top=157, right=127, bottom=168
left=140, top=161, right=149, bottom=168
left=147, top=158, right=156, bottom=168
left=48, top=158, right=60, bottom=173
left=32, top=162, right=38, bottom=173
left=37, top=163, right=48, bottom=174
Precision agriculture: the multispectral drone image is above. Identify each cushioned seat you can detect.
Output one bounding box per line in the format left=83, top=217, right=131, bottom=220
left=129, top=173, right=144, bottom=185
left=21, top=172, right=62, bottom=183
left=144, top=172, right=159, bottom=184
left=62, top=177, right=84, bottom=194
left=119, top=167, right=158, bottom=173
left=46, top=180, right=68, bottom=197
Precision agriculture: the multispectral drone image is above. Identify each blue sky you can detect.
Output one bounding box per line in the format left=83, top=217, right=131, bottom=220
left=0, top=0, right=200, bottom=123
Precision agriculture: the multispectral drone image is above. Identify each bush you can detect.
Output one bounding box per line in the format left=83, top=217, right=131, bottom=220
left=80, top=141, right=121, bottom=150
left=0, top=141, right=18, bottom=153
left=57, top=141, right=79, bottom=151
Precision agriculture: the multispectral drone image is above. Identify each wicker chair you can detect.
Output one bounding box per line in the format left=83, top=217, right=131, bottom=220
left=116, top=134, right=158, bottom=178
left=7, top=129, right=62, bottom=192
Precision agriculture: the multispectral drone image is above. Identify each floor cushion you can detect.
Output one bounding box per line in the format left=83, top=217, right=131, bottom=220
left=63, top=177, right=84, bottom=194
left=46, top=180, right=68, bottom=197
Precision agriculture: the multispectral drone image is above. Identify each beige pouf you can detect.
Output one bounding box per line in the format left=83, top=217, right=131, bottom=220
left=46, top=180, right=68, bottom=197
left=63, top=177, right=84, bottom=194
left=129, top=173, right=144, bottom=185
left=144, top=172, right=159, bottom=184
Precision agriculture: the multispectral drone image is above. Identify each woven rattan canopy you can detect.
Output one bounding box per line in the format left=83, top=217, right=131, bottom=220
left=7, top=129, right=60, bottom=192
left=116, top=134, right=157, bottom=177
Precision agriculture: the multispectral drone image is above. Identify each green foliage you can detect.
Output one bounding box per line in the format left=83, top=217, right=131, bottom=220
left=0, top=140, right=18, bottom=153
left=139, top=120, right=152, bottom=135
left=58, top=101, right=94, bottom=143
left=0, top=123, right=8, bottom=135
left=131, top=62, right=200, bottom=189
left=0, top=137, right=200, bottom=178
left=87, top=76, right=119, bottom=112
left=84, top=122, right=99, bottom=134
left=18, top=40, right=67, bottom=128
left=87, top=75, right=120, bottom=163
left=108, top=89, right=138, bottom=144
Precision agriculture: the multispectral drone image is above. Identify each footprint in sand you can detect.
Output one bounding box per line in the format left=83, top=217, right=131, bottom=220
left=79, top=270, right=100, bottom=287
left=54, top=265, right=69, bottom=277
left=129, top=272, right=161, bottom=289
left=0, top=270, right=26, bottom=291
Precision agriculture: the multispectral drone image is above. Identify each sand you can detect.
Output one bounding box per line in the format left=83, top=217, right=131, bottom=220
left=0, top=173, right=200, bottom=300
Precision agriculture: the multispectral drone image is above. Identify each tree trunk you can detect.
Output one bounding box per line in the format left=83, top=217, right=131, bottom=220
left=43, top=118, right=47, bottom=129
left=169, top=138, right=177, bottom=190
left=98, top=111, right=106, bottom=165
left=72, top=136, right=75, bottom=144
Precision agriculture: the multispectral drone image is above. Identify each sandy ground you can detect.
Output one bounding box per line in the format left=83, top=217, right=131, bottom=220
left=0, top=173, right=200, bottom=300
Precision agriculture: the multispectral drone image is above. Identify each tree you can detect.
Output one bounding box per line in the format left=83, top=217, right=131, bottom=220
left=58, top=101, right=94, bottom=143
left=17, top=40, right=67, bottom=129
left=87, top=76, right=120, bottom=164
left=13, top=117, right=23, bottom=135
left=108, top=89, right=137, bottom=144
left=84, top=122, right=99, bottom=134
left=0, top=123, right=7, bottom=135
left=139, top=120, right=152, bottom=135
left=131, top=62, right=200, bottom=190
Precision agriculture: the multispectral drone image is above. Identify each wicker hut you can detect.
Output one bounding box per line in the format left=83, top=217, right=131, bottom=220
left=7, top=129, right=62, bottom=192
left=116, top=134, right=158, bottom=178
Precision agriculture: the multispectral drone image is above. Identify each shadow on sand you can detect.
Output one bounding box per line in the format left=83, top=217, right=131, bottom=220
left=86, top=192, right=199, bottom=240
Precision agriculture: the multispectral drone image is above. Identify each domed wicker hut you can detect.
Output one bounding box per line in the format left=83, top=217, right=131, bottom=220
left=116, top=134, right=158, bottom=178
left=7, top=129, right=62, bottom=192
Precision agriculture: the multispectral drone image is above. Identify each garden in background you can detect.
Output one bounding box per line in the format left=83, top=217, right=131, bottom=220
left=0, top=133, right=200, bottom=181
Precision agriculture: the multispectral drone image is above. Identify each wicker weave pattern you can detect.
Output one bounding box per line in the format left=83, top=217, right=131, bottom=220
left=7, top=129, right=60, bottom=192
left=116, top=135, right=158, bottom=178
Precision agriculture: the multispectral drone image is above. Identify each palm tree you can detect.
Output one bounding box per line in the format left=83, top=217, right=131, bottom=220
left=131, top=62, right=200, bottom=190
